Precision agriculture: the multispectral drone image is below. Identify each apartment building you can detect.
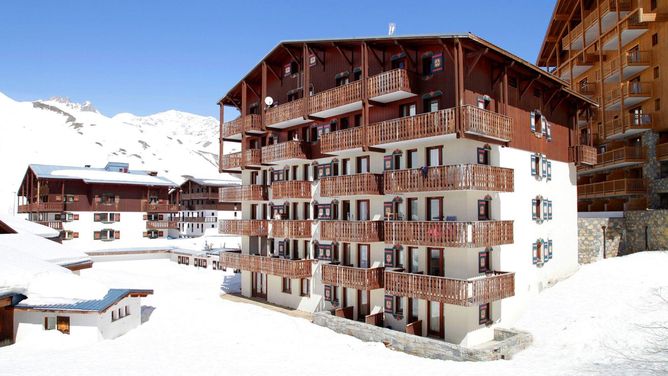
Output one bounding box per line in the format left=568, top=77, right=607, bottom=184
left=538, top=0, right=668, bottom=212
left=177, top=177, right=240, bottom=238
left=217, top=34, right=595, bottom=346
left=16, top=162, right=179, bottom=245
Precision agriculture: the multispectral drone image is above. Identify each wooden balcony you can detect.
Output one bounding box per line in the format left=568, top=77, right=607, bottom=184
left=141, top=202, right=180, bottom=212
left=261, top=140, right=309, bottom=164
left=562, top=0, right=631, bottom=51
left=220, top=149, right=262, bottom=171
left=460, top=105, right=513, bottom=142
left=319, top=173, right=383, bottom=197
left=309, top=80, right=362, bottom=118
left=271, top=180, right=312, bottom=200
left=581, top=146, right=646, bottom=174
left=190, top=203, right=234, bottom=211
left=578, top=178, right=646, bottom=199
left=601, top=9, right=651, bottom=51
left=603, top=113, right=653, bottom=140
left=657, top=143, right=668, bottom=162
left=569, top=145, right=597, bottom=166
left=219, top=252, right=314, bottom=279
left=146, top=221, right=179, bottom=229
left=270, top=220, right=312, bottom=239
left=603, top=51, right=651, bottom=83
left=219, top=219, right=268, bottom=236
left=265, top=98, right=308, bottom=129
left=384, top=164, right=514, bottom=194
left=384, top=220, right=514, bottom=248
left=320, top=220, right=384, bottom=242
left=321, top=264, right=384, bottom=290
left=367, top=69, right=413, bottom=102
left=17, top=202, right=64, bottom=213
left=181, top=192, right=220, bottom=201
left=320, top=126, right=364, bottom=154
left=181, top=217, right=206, bottom=223
left=384, top=270, right=515, bottom=306
left=219, top=185, right=267, bottom=202
left=222, top=114, right=263, bottom=140
left=35, top=221, right=63, bottom=230
left=604, top=82, right=652, bottom=111
left=368, top=108, right=455, bottom=147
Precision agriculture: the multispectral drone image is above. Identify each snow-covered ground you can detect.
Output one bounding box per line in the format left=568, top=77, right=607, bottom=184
left=1, top=252, right=666, bottom=376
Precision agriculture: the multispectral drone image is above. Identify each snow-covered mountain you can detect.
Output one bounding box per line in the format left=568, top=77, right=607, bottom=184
left=0, top=92, right=240, bottom=214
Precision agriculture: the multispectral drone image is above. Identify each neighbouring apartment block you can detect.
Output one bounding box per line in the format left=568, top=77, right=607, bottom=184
left=217, top=34, right=596, bottom=347
left=178, top=177, right=240, bottom=238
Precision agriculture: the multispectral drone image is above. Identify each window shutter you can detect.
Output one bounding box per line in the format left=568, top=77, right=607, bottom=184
left=541, top=116, right=548, bottom=137
left=114, top=231, right=120, bottom=240
left=158, top=231, right=164, bottom=237
left=384, top=248, right=395, bottom=267
left=532, top=199, right=537, bottom=220
left=94, top=213, right=101, bottom=222
left=532, top=243, right=538, bottom=264
left=547, top=161, right=552, bottom=181
left=73, top=214, right=79, bottom=220
left=73, top=232, right=79, bottom=239
left=324, top=285, right=332, bottom=302
left=115, top=213, right=121, bottom=222
left=143, top=214, right=148, bottom=220
left=546, top=121, right=552, bottom=141
left=94, top=231, right=101, bottom=240
left=530, top=155, right=537, bottom=176
left=159, top=214, right=164, bottom=221
left=115, top=195, right=120, bottom=203
left=541, top=158, right=547, bottom=178
left=74, top=195, right=79, bottom=202
left=530, top=111, right=536, bottom=132
left=547, top=240, right=553, bottom=260
left=548, top=201, right=553, bottom=220
left=542, top=200, right=548, bottom=220
left=143, top=232, right=148, bottom=238
left=384, top=295, right=395, bottom=314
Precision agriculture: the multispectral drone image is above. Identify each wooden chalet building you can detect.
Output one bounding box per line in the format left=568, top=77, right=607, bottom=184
left=538, top=0, right=668, bottom=212
left=177, top=176, right=240, bottom=237
left=217, top=33, right=595, bottom=346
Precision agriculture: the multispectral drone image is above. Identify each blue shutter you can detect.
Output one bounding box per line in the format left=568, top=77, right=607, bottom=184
left=541, top=116, right=548, bottom=137
left=541, top=157, right=547, bottom=178
left=532, top=243, right=538, bottom=264
left=546, top=120, right=552, bottom=141
left=532, top=199, right=537, bottom=220
left=384, top=295, right=395, bottom=314
left=530, top=111, right=536, bottom=132
left=531, top=155, right=537, bottom=176
left=548, top=200, right=553, bottom=220
left=542, top=200, right=549, bottom=221
left=547, top=240, right=553, bottom=260
left=547, top=161, right=552, bottom=181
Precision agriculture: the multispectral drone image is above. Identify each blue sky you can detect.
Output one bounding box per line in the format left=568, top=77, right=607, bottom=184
left=0, top=1, right=555, bottom=118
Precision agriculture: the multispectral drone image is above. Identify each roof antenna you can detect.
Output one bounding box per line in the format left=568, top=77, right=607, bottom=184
left=388, top=22, right=396, bottom=36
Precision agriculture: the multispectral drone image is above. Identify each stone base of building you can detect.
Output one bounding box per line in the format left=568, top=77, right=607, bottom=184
left=312, top=311, right=532, bottom=361
left=578, top=210, right=668, bottom=264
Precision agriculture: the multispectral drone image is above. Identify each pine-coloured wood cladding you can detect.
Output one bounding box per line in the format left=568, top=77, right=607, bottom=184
left=269, top=220, right=312, bottom=238
left=384, top=220, right=514, bottom=247
left=321, top=264, right=384, bottom=290
left=219, top=219, right=269, bottom=236
left=222, top=114, right=263, bottom=138
left=220, top=185, right=268, bottom=202
left=577, top=178, right=646, bottom=199
left=271, top=180, right=311, bottom=199
left=384, top=164, right=514, bottom=194
left=319, top=173, right=384, bottom=197
left=219, top=252, right=314, bottom=279
left=320, top=220, right=384, bottom=242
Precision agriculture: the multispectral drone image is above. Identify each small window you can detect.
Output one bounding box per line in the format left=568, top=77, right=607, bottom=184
left=290, top=61, right=298, bottom=75
left=477, top=147, right=490, bottom=165
left=112, top=310, right=118, bottom=322
left=125, top=306, right=130, bottom=316
left=44, top=317, right=56, bottom=330
left=652, top=33, right=658, bottom=46
left=300, top=279, right=310, bottom=297
left=399, top=103, right=416, bottom=117
left=654, top=66, right=660, bottom=79
left=282, top=277, right=292, bottom=293
left=422, top=54, right=433, bottom=77
left=656, top=98, right=661, bottom=111
left=479, top=249, right=491, bottom=273
left=479, top=303, right=491, bottom=325
left=335, top=73, right=349, bottom=87
left=651, top=0, right=656, bottom=10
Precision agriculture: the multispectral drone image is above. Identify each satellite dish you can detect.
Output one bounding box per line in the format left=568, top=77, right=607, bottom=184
left=264, top=96, right=274, bottom=106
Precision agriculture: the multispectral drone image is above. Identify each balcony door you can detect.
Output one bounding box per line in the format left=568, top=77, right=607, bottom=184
left=358, top=244, right=370, bottom=268
left=357, top=199, right=370, bottom=221
left=427, top=197, right=443, bottom=221
left=358, top=290, right=370, bottom=321
left=357, top=156, right=370, bottom=174
left=427, top=248, right=444, bottom=277
left=252, top=272, right=267, bottom=299
left=426, top=146, right=442, bottom=167
left=427, top=301, right=444, bottom=338
left=407, top=198, right=418, bottom=221
left=341, top=243, right=351, bottom=266
left=342, top=200, right=351, bottom=221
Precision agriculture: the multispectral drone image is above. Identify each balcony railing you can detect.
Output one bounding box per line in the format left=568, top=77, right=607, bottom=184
left=320, top=220, right=384, bottom=242
left=219, top=252, right=314, bottom=279
left=384, top=164, right=514, bottom=194
left=578, top=178, right=646, bottom=199
left=319, top=173, right=383, bottom=197
left=603, top=113, right=653, bottom=138
left=271, top=180, right=312, bottom=200
left=220, top=185, right=267, bottom=202
left=265, top=98, right=305, bottom=127
left=569, top=145, right=597, bottom=166
left=190, top=203, right=233, bottom=211
left=321, top=264, right=384, bottom=290
left=221, top=149, right=262, bottom=170
left=181, top=217, right=206, bottom=223
left=219, top=219, right=268, bottom=236
left=309, top=80, right=362, bottom=115
left=601, top=9, right=649, bottom=50
left=142, top=202, right=180, bottom=212
left=460, top=105, right=513, bottom=141
left=384, top=220, right=514, bottom=248
left=222, top=114, right=262, bottom=138
left=657, top=143, right=668, bottom=162
left=17, top=202, right=65, bottom=213
left=35, top=221, right=63, bottom=230
left=181, top=192, right=220, bottom=201
left=596, top=146, right=645, bottom=168
left=270, top=220, right=312, bottom=238
left=146, top=221, right=179, bottom=229
left=562, top=0, right=631, bottom=50
left=603, top=51, right=651, bottom=82
left=367, top=69, right=412, bottom=99
left=320, top=127, right=364, bottom=154
left=384, top=270, right=515, bottom=306
left=261, top=140, right=309, bottom=164
left=368, top=108, right=455, bottom=146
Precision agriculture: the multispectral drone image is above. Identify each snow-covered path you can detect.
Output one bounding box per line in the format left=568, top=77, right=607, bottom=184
left=1, top=252, right=666, bottom=376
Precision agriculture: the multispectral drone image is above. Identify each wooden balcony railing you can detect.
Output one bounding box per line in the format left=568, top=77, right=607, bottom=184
left=219, top=219, right=268, bottom=236
left=384, top=164, right=514, bottom=194
left=320, top=126, right=364, bottom=154
left=220, top=151, right=242, bottom=170
left=309, top=80, right=362, bottom=115
left=367, top=69, right=412, bottom=98
left=320, top=220, right=384, bottom=242
left=17, top=202, right=65, bottom=213
left=569, top=145, right=597, bottom=166
left=35, top=221, right=63, bottom=230
left=142, top=202, right=180, bottom=212
left=190, top=203, right=233, bottom=211
left=265, top=98, right=304, bottom=127
left=605, top=82, right=652, bottom=104
left=460, top=105, right=513, bottom=141
left=181, top=192, right=220, bottom=201
left=578, top=178, right=646, bottom=199
left=219, top=185, right=267, bottom=202
left=603, top=113, right=653, bottom=138
left=596, top=146, right=645, bottom=168
left=368, top=108, right=456, bottom=146
left=657, top=143, right=668, bottom=162
left=181, top=217, right=206, bottom=223
left=321, top=264, right=384, bottom=290
left=262, top=140, right=309, bottom=164
left=562, top=0, right=631, bottom=50
left=319, top=173, right=383, bottom=197
left=222, top=114, right=262, bottom=138
left=270, top=220, right=312, bottom=238
left=603, top=51, right=651, bottom=81
left=146, top=221, right=179, bottom=229
left=384, top=220, right=514, bottom=248
left=271, top=180, right=312, bottom=200
left=577, top=82, right=598, bottom=97
left=384, top=270, right=515, bottom=306
left=219, top=252, right=314, bottom=279
left=221, top=150, right=263, bottom=170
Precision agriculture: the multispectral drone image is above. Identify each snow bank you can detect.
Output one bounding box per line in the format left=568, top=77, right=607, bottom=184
left=0, top=213, right=60, bottom=238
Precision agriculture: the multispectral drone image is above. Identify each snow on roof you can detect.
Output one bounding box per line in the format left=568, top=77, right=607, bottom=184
left=16, top=288, right=153, bottom=312
left=0, top=233, right=91, bottom=268
left=181, top=176, right=240, bottom=187
left=29, top=164, right=176, bottom=187
left=0, top=214, right=60, bottom=238
left=0, top=246, right=66, bottom=296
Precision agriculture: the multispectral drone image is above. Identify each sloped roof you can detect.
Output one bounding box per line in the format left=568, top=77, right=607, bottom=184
left=180, top=176, right=240, bottom=188
left=0, top=214, right=60, bottom=238
left=0, top=232, right=92, bottom=269
left=16, top=288, right=153, bottom=313
left=29, top=164, right=176, bottom=187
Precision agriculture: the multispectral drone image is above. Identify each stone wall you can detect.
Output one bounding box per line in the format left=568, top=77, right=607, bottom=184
left=578, top=210, right=668, bottom=264
left=312, top=312, right=532, bottom=361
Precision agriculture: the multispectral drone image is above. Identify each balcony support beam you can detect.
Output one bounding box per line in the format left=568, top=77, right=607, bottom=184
left=303, top=43, right=310, bottom=116
left=466, top=47, right=488, bottom=77
left=333, top=43, right=353, bottom=67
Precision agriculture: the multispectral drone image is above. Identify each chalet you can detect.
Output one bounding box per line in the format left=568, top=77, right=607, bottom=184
left=177, top=176, right=241, bottom=238
left=217, top=33, right=596, bottom=347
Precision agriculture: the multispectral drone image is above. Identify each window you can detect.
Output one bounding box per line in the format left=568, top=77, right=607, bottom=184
left=532, top=239, right=553, bottom=265
left=477, top=147, right=490, bottom=165
left=478, top=199, right=491, bottom=221
left=407, top=198, right=418, bottom=221
left=287, top=90, right=300, bottom=102
left=426, top=146, right=442, bottom=166
left=651, top=0, right=656, bottom=10
left=407, top=149, right=418, bottom=169
left=353, top=67, right=362, bottom=81
left=125, top=306, right=130, bottom=316
left=44, top=316, right=56, bottom=330
left=422, top=53, right=433, bottom=77
left=145, top=230, right=161, bottom=239
left=95, top=229, right=117, bottom=241
left=655, top=66, right=660, bottom=79
left=356, top=156, right=369, bottom=173
left=335, top=72, right=349, bottom=86
left=391, top=54, right=406, bottom=69
left=424, top=98, right=439, bottom=113
left=316, top=162, right=334, bottom=178
left=290, top=61, right=298, bottom=75
left=316, top=204, right=331, bottom=220
left=354, top=114, right=362, bottom=127
left=271, top=169, right=286, bottom=182
left=531, top=154, right=552, bottom=180
left=358, top=244, right=370, bottom=268
left=479, top=248, right=491, bottom=273
left=300, top=279, right=310, bottom=297
left=63, top=194, right=76, bottom=203
left=112, top=310, right=118, bottom=322
left=652, top=33, right=658, bottom=46
left=282, top=277, right=292, bottom=293
left=56, top=316, right=70, bottom=335
left=408, top=247, right=420, bottom=273
left=532, top=197, right=552, bottom=221
left=427, top=197, right=443, bottom=221
left=94, top=212, right=120, bottom=223
left=98, top=193, right=116, bottom=204
left=656, top=98, right=661, bottom=111
left=357, top=200, right=370, bottom=221
left=479, top=303, right=491, bottom=325
left=400, top=103, right=416, bottom=117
